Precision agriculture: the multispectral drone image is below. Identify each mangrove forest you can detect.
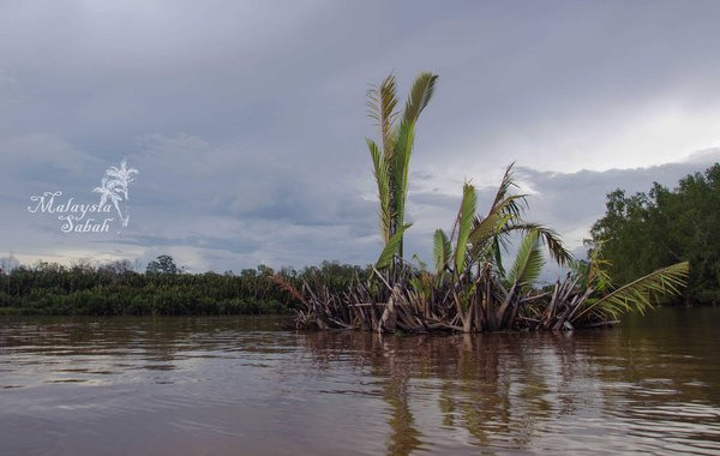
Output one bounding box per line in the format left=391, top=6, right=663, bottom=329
left=0, top=257, right=365, bottom=316
left=589, top=162, right=720, bottom=305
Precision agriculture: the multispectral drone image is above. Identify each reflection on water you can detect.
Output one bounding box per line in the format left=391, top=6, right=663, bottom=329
left=1, top=309, right=719, bottom=455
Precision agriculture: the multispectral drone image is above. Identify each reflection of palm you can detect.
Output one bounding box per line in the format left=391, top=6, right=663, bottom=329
left=93, top=178, right=125, bottom=225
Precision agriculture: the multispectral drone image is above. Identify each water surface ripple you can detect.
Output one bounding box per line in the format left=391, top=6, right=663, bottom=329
left=1, top=308, right=719, bottom=455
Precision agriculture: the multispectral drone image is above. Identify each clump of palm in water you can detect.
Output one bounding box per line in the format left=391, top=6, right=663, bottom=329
left=93, top=160, right=139, bottom=227
left=412, top=165, right=689, bottom=332
left=278, top=72, right=689, bottom=333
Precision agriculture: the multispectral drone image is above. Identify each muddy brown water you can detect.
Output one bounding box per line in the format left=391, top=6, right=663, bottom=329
left=1, top=308, right=719, bottom=455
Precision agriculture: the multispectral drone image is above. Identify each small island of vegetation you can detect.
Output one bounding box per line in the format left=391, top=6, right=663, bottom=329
left=277, top=72, right=692, bottom=333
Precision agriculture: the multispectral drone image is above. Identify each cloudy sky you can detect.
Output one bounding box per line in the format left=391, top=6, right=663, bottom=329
left=1, top=1, right=718, bottom=273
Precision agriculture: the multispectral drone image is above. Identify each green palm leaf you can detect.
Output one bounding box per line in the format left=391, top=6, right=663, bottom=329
left=574, top=261, right=689, bottom=322
left=365, top=72, right=437, bottom=271
left=497, top=223, right=572, bottom=266
left=454, top=183, right=477, bottom=275
left=391, top=120, right=416, bottom=242
left=467, top=164, right=528, bottom=258
left=403, top=72, right=438, bottom=125
left=376, top=223, right=413, bottom=269
left=367, top=138, right=392, bottom=244
left=468, top=211, right=514, bottom=250
left=569, top=247, right=612, bottom=291
left=433, top=229, right=452, bottom=273
left=505, top=230, right=544, bottom=288
left=491, top=163, right=523, bottom=215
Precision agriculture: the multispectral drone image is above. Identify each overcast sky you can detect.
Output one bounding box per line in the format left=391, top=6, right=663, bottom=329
left=1, top=1, right=718, bottom=273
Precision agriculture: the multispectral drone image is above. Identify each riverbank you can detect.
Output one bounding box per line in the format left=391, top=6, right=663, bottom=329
left=0, top=260, right=366, bottom=316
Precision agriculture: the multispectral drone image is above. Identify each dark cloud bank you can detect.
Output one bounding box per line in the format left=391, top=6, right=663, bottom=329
left=1, top=1, right=719, bottom=274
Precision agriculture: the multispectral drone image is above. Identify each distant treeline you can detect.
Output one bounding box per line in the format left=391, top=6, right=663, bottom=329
left=590, top=163, right=720, bottom=305
left=0, top=256, right=370, bottom=316
left=4, top=164, right=716, bottom=316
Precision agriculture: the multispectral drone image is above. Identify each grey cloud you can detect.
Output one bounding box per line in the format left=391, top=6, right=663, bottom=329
left=400, top=154, right=719, bottom=274
left=2, top=1, right=720, bottom=273
left=515, top=152, right=720, bottom=245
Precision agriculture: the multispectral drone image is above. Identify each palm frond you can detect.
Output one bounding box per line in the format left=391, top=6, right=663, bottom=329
left=364, top=72, right=437, bottom=272
left=466, top=166, right=528, bottom=256
left=367, top=138, right=392, bottom=243
left=492, top=237, right=506, bottom=278
left=433, top=229, right=452, bottom=274
left=391, top=120, right=416, bottom=239
left=403, top=72, right=438, bottom=125
left=376, top=223, right=412, bottom=269
left=366, top=74, right=399, bottom=160
left=497, top=222, right=572, bottom=266
left=467, top=194, right=527, bottom=257
left=468, top=207, right=516, bottom=247
left=585, top=245, right=613, bottom=292
left=453, top=183, right=477, bottom=275
left=574, top=261, right=689, bottom=322
left=491, top=163, right=520, bottom=211
left=490, top=192, right=527, bottom=219
left=505, top=230, right=544, bottom=288
left=536, top=227, right=571, bottom=266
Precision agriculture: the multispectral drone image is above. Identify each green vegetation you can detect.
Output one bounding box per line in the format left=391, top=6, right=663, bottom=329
left=284, top=72, right=690, bottom=333
left=2, top=73, right=704, bottom=324
left=0, top=257, right=369, bottom=316
left=589, top=163, right=720, bottom=304
left=366, top=72, right=438, bottom=274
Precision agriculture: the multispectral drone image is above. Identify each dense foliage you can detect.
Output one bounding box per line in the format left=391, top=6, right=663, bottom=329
left=287, top=72, right=689, bottom=333
left=589, top=163, right=720, bottom=304
left=0, top=258, right=370, bottom=316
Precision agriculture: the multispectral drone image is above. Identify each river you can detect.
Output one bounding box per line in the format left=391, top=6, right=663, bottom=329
left=1, top=307, right=719, bottom=455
